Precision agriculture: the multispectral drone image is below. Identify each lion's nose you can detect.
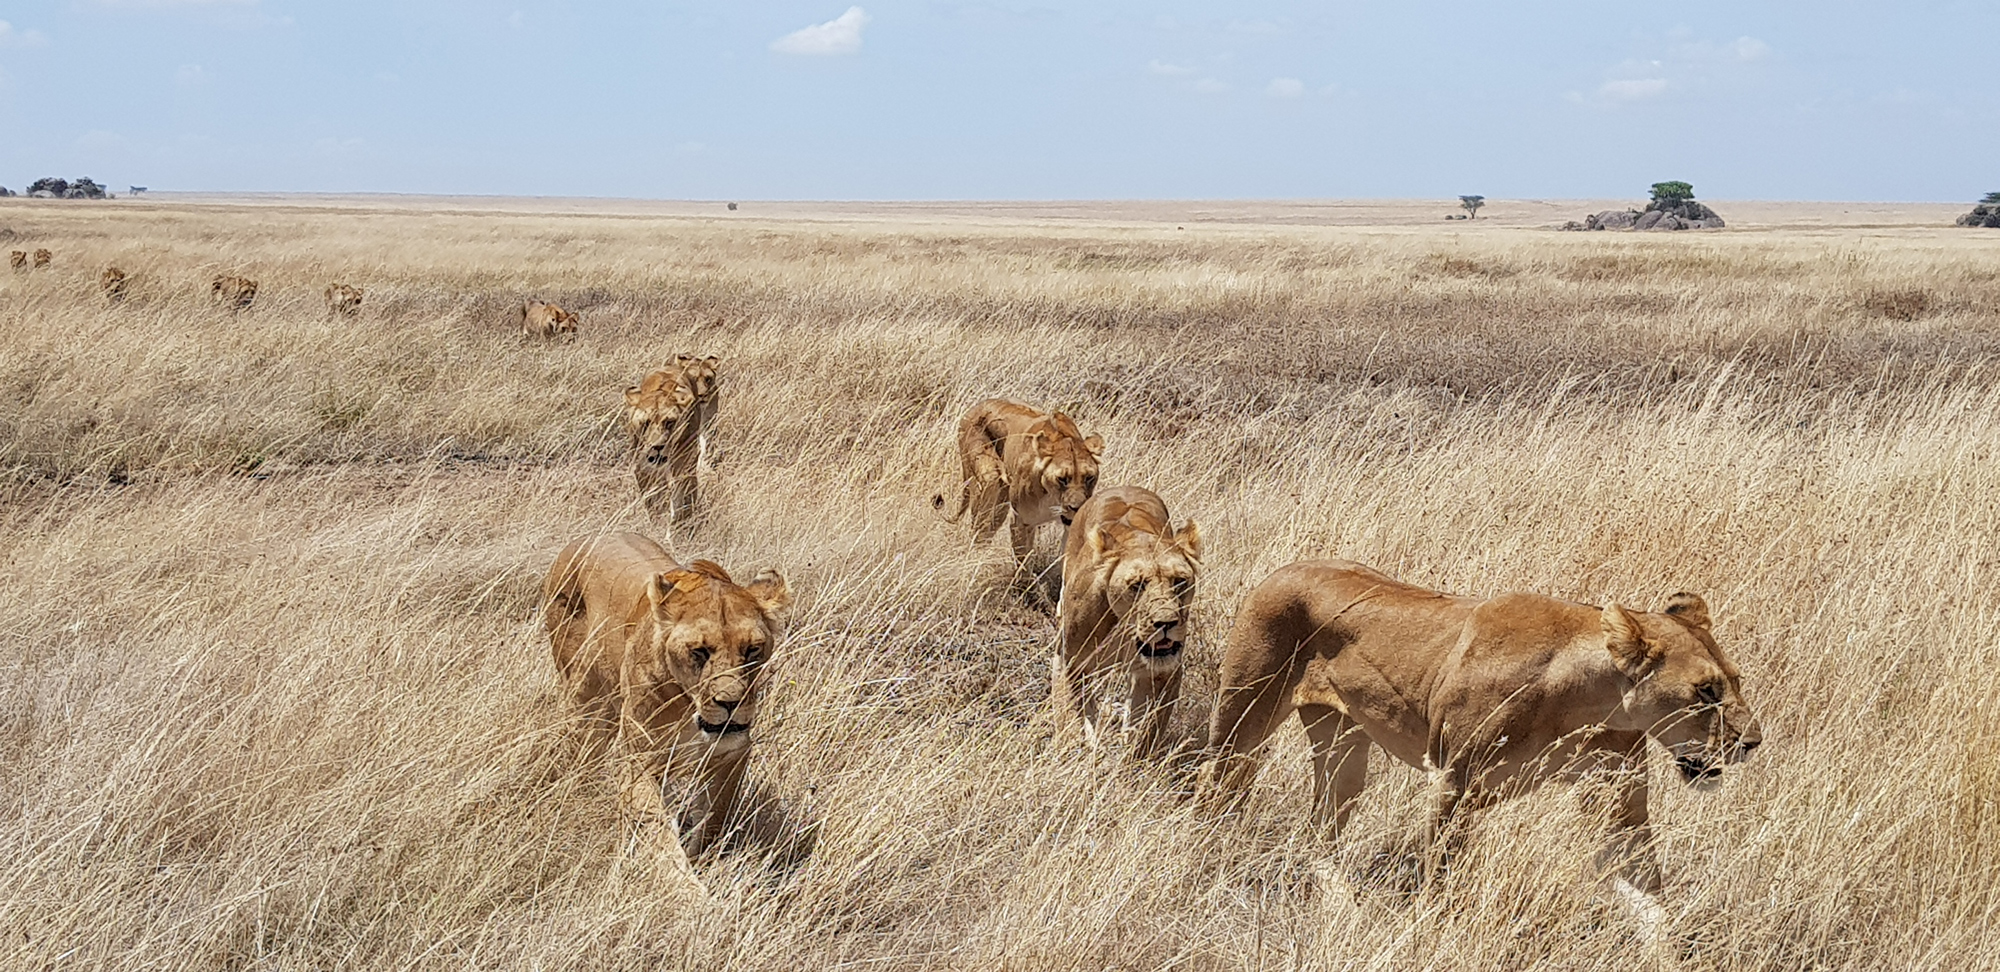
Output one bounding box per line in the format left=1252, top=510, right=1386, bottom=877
left=715, top=698, right=741, bottom=713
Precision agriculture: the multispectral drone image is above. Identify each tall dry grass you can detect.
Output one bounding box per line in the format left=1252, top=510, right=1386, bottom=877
left=4, top=198, right=2000, bottom=970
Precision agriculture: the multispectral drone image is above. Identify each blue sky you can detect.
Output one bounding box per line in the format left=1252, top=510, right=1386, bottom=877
left=0, top=1, right=1994, bottom=200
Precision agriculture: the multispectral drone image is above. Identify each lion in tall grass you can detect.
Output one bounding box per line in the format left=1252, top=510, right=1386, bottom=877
left=625, top=368, right=700, bottom=521
left=935, top=399, right=1103, bottom=567
left=8, top=251, right=24, bottom=272
left=210, top=274, right=257, bottom=310
left=519, top=299, right=578, bottom=338
left=324, top=283, right=363, bottom=317
left=542, top=533, right=791, bottom=883
left=1054, top=486, right=1201, bottom=757
left=1198, top=560, right=1761, bottom=941
left=32, top=248, right=50, bottom=269
left=100, top=267, right=127, bottom=302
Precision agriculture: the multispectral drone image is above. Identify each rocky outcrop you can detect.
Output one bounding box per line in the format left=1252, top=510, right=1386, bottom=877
left=1568, top=199, right=1724, bottom=231
left=1956, top=204, right=2000, bottom=228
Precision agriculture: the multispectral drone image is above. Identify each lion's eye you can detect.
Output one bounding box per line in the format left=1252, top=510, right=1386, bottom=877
left=1057, top=476, right=1071, bottom=489
left=1172, top=577, right=1193, bottom=598
left=1084, top=475, right=1097, bottom=489
left=691, top=647, right=712, bottom=667
left=1696, top=683, right=1723, bottom=705
left=743, top=645, right=762, bottom=663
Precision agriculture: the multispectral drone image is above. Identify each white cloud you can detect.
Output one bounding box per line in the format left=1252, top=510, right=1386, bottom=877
left=1266, top=77, right=1304, bottom=98
left=1730, top=36, right=1770, bottom=61
left=1599, top=78, right=1668, bottom=101
left=1674, top=35, right=1770, bottom=63
left=770, top=6, right=869, bottom=56
left=1147, top=59, right=1195, bottom=76
left=0, top=20, right=51, bottom=47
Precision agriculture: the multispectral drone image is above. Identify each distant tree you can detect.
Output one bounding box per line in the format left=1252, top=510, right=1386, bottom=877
left=1982, top=191, right=2000, bottom=206
left=1459, top=194, right=1485, bottom=219
left=1650, top=181, right=1695, bottom=205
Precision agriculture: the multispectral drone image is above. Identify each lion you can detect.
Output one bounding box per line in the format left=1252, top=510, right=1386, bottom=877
left=624, top=368, right=701, bottom=521
left=32, top=248, right=50, bottom=269
left=1197, top=560, right=1761, bottom=942
left=324, top=283, right=363, bottom=317
left=672, top=354, right=721, bottom=465
left=543, top=532, right=791, bottom=882
left=934, top=399, right=1104, bottom=567
left=8, top=251, right=24, bottom=272
left=520, top=299, right=579, bottom=338
left=210, top=274, right=257, bottom=310
left=1054, top=486, right=1201, bottom=757
left=100, top=267, right=127, bottom=302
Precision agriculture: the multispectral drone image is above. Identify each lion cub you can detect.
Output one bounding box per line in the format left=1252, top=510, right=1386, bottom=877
left=324, top=283, right=363, bottom=317
left=1199, top=561, right=1761, bottom=942
left=543, top=533, right=790, bottom=883
left=1056, top=486, right=1201, bottom=757
left=520, top=299, right=579, bottom=338
left=936, top=399, right=1104, bottom=568
left=210, top=274, right=258, bottom=310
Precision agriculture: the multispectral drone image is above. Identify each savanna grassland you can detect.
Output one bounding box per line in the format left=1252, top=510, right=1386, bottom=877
left=4, top=197, right=2000, bottom=971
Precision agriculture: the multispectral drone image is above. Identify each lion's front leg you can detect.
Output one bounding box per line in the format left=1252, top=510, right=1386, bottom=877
left=679, top=745, right=749, bottom=858
left=1584, top=769, right=1671, bottom=948
left=617, top=753, right=700, bottom=882
left=1127, top=662, right=1182, bottom=759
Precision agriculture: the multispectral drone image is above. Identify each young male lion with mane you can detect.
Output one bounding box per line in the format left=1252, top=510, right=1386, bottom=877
left=1198, top=560, right=1761, bottom=944
left=543, top=533, right=790, bottom=885
left=1055, top=486, right=1201, bottom=757
left=935, top=398, right=1104, bottom=568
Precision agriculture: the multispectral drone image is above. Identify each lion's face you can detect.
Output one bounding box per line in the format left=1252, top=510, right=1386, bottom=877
left=1091, top=517, right=1202, bottom=669
left=675, top=354, right=720, bottom=404
left=643, top=563, right=792, bottom=747
left=1034, top=413, right=1103, bottom=525
left=326, top=284, right=363, bottom=314
left=1604, top=594, right=1762, bottom=787
left=625, top=371, right=697, bottom=466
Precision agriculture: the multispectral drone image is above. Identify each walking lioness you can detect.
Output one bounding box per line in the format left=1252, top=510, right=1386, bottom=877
left=935, top=398, right=1103, bottom=567
left=625, top=368, right=700, bottom=521
left=1198, top=560, right=1760, bottom=939
left=543, top=533, right=791, bottom=882
left=1055, top=486, right=1201, bottom=757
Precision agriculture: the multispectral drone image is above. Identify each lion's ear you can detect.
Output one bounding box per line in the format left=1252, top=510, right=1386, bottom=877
left=1603, top=603, right=1657, bottom=678
left=1087, top=525, right=1112, bottom=559
left=703, top=355, right=719, bottom=369
left=1663, top=592, right=1710, bottom=630
left=746, top=569, right=792, bottom=617
left=1175, top=519, right=1203, bottom=562
left=1083, top=434, right=1104, bottom=454
left=623, top=386, right=644, bottom=407
left=675, top=354, right=693, bottom=367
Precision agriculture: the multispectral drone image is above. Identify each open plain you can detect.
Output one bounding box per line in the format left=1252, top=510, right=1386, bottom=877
left=4, top=195, right=2000, bottom=971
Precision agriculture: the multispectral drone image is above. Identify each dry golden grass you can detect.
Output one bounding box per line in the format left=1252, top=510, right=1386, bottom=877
left=5, top=197, right=2000, bottom=970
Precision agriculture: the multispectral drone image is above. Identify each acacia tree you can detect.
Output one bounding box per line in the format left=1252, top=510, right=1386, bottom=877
left=1983, top=191, right=2000, bottom=206
left=1650, top=181, right=1695, bottom=205
left=1459, top=194, right=1485, bottom=219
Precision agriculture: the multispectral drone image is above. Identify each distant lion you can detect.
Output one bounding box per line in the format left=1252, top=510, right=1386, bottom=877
left=100, top=267, right=128, bottom=302
left=1198, top=561, right=1761, bottom=942
left=32, top=248, right=50, bottom=269
left=1055, top=486, right=1201, bottom=757
left=9, top=251, right=26, bottom=272
left=934, top=399, right=1103, bottom=567
left=520, top=299, right=579, bottom=339
left=324, top=283, right=363, bottom=317
left=624, top=367, right=698, bottom=521
left=542, top=533, right=791, bottom=883
left=210, top=274, right=258, bottom=310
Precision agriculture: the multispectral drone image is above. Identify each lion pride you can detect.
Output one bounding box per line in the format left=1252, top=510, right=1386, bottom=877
left=1198, top=560, right=1761, bottom=941
left=543, top=533, right=791, bottom=881
left=519, top=299, right=578, bottom=338
left=324, top=283, right=363, bottom=316
left=1055, top=486, right=1201, bottom=757
left=210, top=274, right=257, bottom=310
left=935, top=399, right=1104, bottom=567
left=624, top=368, right=700, bottom=521
left=100, top=267, right=128, bottom=302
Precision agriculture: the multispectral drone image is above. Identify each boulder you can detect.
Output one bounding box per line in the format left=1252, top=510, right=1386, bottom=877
left=1634, top=210, right=1665, bottom=230
left=1957, top=204, right=2000, bottom=228
left=1588, top=209, right=1640, bottom=230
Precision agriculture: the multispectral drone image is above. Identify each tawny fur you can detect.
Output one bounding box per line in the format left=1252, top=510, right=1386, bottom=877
left=210, top=274, right=258, bottom=310
left=935, top=398, right=1104, bottom=567
left=625, top=369, right=700, bottom=521
left=324, top=283, right=363, bottom=316
left=32, top=248, right=51, bottom=269
left=1054, top=486, right=1201, bottom=757
left=542, top=532, right=791, bottom=881
left=519, top=299, right=578, bottom=338
left=1198, top=560, right=1761, bottom=938
left=100, top=267, right=127, bottom=302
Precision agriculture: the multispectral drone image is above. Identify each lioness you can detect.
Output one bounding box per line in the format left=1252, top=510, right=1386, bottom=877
left=100, top=267, right=127, bottom=302
left=1055, top=486, right=1201, bottom=757
left=32, top=248, right=51, bottom=269
left=211, top=274, right=257, bottom=310
left=625, top=368, right=700, bottom=521
left=8, top=251, right=24, bottom=272
left=543, top=532, right=791, bottom=880
left=324, top=283, right=363, bottom=316
left=520, top=299, right=579, bottom=338
left=935, top=399, right=1104, bottom=567
left=1199, top=560, right=1760, bottom=938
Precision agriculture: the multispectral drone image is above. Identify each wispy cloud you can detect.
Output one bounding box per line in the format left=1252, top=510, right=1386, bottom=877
left=1599, top=77, right=1668, bottom=101
left=1147, top=59, right=1195, bottom=77
left=175, top=63, right=206, bottom=87
left=771, top=6, right=869, bottom=56
left=1675, top=35, right=1770, bottom=63
left=1266, top=78, right=1303, bottom=98
left=0, top=19, right=51, bottom=47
